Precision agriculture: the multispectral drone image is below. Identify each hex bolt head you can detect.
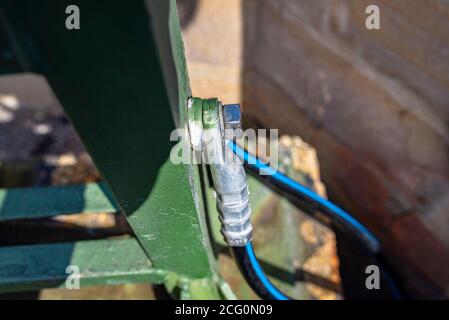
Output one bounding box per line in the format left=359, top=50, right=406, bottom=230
left=222, top=104, right=243, bottom=139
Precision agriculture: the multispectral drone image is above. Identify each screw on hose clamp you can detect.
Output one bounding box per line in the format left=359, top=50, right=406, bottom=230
left=187, top=97, right=252, bottom=247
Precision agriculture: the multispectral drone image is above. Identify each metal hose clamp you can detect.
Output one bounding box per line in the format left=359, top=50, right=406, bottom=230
left=188, top=98, right=252, bottom=247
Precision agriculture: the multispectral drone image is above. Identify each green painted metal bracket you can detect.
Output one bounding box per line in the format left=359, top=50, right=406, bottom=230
left=0, top=0, right=224, bottom=298
left=0, top=14, right=26, bottom=74
left=0, top=183, right=117, bottom=221
left=0, top=238, right=167, bottom=293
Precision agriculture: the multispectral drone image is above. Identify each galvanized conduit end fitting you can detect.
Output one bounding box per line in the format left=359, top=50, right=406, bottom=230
left=211, top=145, right=252, bottom=247
left=187, top=98, right=252, bottom=247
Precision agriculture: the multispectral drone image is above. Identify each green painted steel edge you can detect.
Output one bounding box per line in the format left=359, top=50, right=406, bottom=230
left=0, top=238, right=167, bottom=293
left=0, top=182, right=118, bottom=221
left=180, top=277, right=219, bottom=300
left=161, top=272, right=236, bottom=300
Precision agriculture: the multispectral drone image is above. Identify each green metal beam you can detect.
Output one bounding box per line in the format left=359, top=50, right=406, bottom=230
left=0, top=183, right=117, bottom=222
left=0, top=15, right=26, bottom=74
left=0, top=238, right=167, bottom=293
left=0, top=0, right=217, bottom=284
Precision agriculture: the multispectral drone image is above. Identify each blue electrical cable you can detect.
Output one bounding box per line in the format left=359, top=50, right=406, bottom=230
left=227, top=140, right=404, bottom=300
left=228, top=140, right=380, bottom=253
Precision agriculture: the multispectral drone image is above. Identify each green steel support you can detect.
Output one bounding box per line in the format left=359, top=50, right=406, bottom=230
left=0, top=183, right=117, bottom=221
left=0, top=238, right=167, bottom=293
left=0, top=17, right=25, bottom=74
left=0, top=0, right=222, bottom=297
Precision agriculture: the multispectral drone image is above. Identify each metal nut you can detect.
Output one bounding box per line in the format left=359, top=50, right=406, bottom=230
left=222, top=104, right=243, bottom=139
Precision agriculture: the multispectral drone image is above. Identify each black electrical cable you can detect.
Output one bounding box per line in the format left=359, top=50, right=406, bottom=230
left=231, top=242, right=291, bottom=300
